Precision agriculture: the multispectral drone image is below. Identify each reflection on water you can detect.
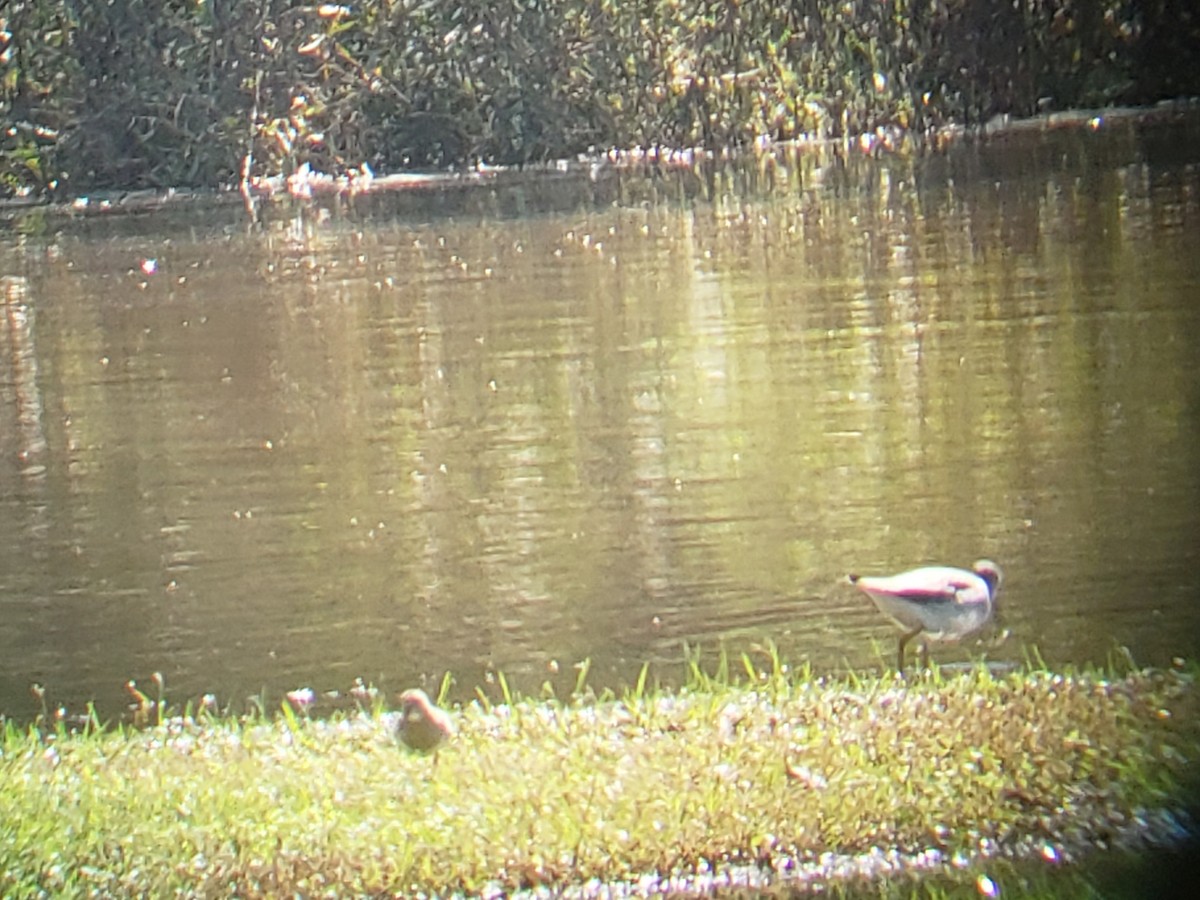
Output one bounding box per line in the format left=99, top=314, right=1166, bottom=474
left=2, top=114, right=1200, bottom=718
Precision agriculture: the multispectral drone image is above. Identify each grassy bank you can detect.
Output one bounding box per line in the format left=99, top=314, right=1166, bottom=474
left=1, top=653, right=1196, bottom=897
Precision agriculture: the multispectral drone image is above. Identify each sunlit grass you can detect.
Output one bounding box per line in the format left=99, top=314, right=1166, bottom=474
left=1, top=647, right=1196, bottom=897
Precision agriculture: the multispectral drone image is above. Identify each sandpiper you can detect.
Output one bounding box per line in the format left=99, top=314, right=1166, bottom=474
left=848, top=559, right=1002, bottom=671
left=395, top=688, right=454, bottom=753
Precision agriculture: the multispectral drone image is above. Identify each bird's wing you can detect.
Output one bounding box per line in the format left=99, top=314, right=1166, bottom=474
left=944, top=572, right=987, bottom=604
left=880, top=569, right=969, bottom=604
left=888, top=585, right=958, bottom=604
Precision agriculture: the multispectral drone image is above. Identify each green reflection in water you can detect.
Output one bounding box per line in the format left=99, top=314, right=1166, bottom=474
left=1, top=115, right=1199, bottom=719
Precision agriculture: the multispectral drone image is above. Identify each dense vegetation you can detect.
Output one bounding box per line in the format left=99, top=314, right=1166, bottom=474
left=2, top=0, right=1198, bottom=199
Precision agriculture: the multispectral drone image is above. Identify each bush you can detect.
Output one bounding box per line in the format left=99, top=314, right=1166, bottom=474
left=2, top=1, right=1197, bottom=199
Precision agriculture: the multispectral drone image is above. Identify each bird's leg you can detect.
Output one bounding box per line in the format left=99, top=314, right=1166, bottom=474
left=897, top=628, right=922, bottom=673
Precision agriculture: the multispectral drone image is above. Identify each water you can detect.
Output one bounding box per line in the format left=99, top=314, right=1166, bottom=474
left=2, top=112, right=1199, bottom=720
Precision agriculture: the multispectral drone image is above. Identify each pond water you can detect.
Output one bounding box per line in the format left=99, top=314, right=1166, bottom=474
left=2, top=112, right=1199, bottom=720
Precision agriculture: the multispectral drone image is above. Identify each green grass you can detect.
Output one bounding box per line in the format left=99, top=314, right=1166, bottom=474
left=1, top=649, right=1196, bottom=897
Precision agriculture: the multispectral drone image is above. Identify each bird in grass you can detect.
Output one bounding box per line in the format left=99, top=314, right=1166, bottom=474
left=848, top=559, right=1003, bottom=671
left=395, top=688, right=454, bottom=753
